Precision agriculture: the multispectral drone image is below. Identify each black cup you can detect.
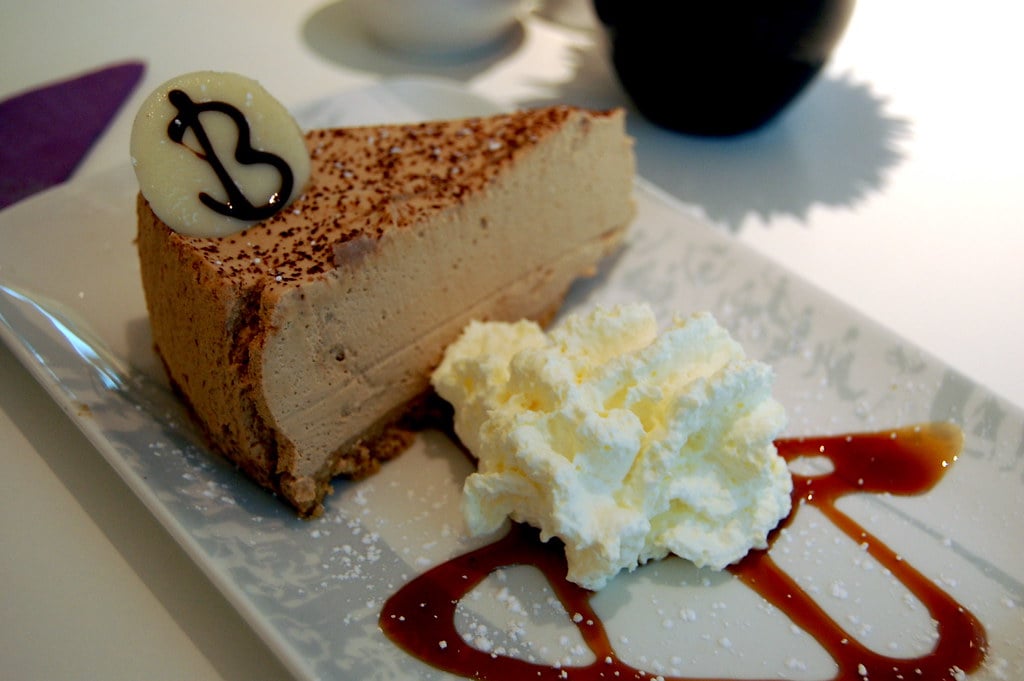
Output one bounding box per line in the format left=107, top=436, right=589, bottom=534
left=594, top=0, right=855, bottom=135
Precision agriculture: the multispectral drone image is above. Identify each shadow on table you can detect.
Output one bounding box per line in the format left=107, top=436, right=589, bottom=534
left=301, top=1, right=911, bottom=233
left=300, top=0, right=526, bottom=82
left=629, top=74, right=913, bottom=231
left=521, top=34, right=913, bottom=233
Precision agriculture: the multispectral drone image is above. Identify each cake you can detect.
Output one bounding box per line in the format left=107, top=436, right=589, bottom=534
left=135, top=83, right=635, bottom=516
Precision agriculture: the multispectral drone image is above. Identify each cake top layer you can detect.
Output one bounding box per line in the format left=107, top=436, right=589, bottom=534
left=149, top=106, right=615, bottom=291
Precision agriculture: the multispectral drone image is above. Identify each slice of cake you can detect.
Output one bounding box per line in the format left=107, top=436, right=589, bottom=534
left=136, top=87, right=635, bottom=516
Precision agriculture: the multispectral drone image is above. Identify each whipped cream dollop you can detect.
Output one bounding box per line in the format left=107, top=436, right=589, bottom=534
left=432, top=303, right=792, bottom=590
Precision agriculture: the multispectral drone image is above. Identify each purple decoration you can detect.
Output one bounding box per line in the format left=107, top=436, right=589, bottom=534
left=0, top=61, right=145, bottom=210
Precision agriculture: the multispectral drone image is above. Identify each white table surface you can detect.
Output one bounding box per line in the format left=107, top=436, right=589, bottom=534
left=1, top=1, right=1021, bottom=679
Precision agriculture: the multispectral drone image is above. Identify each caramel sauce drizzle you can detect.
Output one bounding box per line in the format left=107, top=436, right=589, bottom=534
left=381, top=424, right=987, bottom=680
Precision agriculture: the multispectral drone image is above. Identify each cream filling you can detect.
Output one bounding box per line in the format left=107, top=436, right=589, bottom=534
left=262, top=229, right=621, bottom=480
left=257, top=109, right=634, bottom=482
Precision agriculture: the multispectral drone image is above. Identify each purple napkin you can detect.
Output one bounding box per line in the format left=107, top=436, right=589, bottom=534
left=0, top=61, right=145, bottom=210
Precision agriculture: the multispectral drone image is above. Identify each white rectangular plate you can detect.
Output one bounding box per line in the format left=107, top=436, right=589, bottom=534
left=1, top=79, right=1021, bottom=680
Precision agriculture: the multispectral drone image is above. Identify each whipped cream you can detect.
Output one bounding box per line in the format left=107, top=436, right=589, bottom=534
left=431, top=303, right=791, bottom=590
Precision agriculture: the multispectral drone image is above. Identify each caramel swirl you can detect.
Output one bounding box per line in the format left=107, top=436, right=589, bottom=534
left=381, top=424, right=986, bottom=681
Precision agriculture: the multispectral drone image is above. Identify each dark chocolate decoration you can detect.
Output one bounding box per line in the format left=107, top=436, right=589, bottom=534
left=167, top=88, right=294, bottom=222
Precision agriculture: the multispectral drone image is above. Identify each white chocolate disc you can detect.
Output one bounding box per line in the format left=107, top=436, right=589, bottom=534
left=130, top=71, right=310, bottom=238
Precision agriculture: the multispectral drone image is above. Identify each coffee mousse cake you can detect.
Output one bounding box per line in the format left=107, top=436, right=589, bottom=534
left=133, top=72, right=635, bottom=516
